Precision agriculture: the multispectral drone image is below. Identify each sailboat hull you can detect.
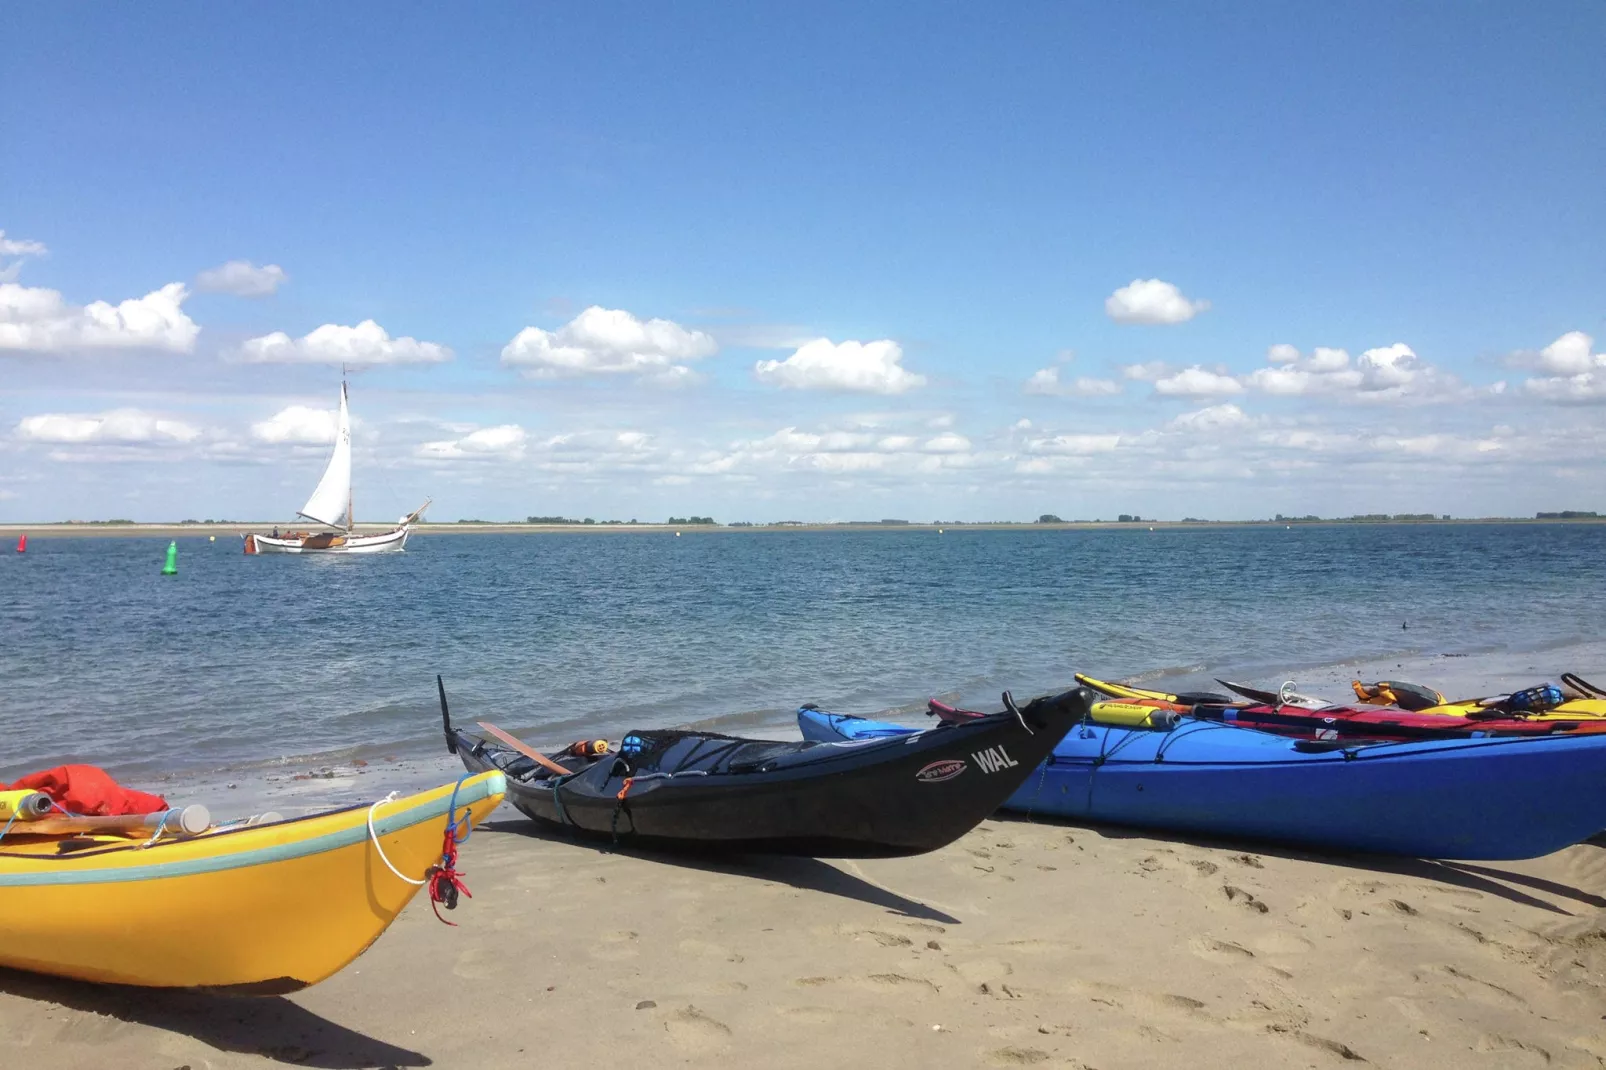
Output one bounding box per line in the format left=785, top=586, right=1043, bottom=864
left=244, top=527, right=410, bottom=554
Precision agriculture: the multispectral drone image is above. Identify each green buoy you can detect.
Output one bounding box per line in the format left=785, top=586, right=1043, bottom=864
left=161, top=540, right=178, bottom=575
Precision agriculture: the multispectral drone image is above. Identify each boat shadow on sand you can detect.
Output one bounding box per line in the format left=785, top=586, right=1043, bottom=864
left=0, top=967, right=429, bottom=1069
left=1008, top=814, right=1606, bottom=916
left=480, top=817, right=961, bottom=925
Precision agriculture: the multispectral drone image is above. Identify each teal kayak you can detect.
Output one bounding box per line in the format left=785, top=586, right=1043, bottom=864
left=797, top=703, right=1606, bottom=860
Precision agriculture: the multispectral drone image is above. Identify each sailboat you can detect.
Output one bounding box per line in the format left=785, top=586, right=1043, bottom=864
left=243, top=381, right=429, bottom=555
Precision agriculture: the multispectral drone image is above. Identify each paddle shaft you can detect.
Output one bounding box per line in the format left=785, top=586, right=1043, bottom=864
left=476, top=722, right=576, bottom=777
left=19, top=804, right=211, bottom=837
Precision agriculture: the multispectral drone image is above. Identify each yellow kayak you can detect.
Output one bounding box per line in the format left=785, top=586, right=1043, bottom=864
left=1416, top=698, right=1606, bottom=719
left=1076, top=671, right=1606, bottom=722
left=0, top=770, right=505, bottom=991
left=1075, top=673, right=1207, bottom=704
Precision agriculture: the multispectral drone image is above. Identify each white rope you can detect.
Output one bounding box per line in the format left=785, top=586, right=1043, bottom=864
left=140, top=808, right=178, bottom=848
left=367, top=791, right=426, bottom=886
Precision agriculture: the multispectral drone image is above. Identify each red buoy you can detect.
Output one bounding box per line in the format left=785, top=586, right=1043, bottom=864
left=15, top=534, right=25, bottom=553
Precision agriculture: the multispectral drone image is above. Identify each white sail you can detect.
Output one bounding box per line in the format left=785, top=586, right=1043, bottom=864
left=298, top=382, right=352, bottom=528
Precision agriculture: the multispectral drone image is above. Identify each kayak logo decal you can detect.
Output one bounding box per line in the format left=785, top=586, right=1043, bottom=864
left=972, top=745, right=1020, bottom=774
left=916, top=759, right=967, bottom=783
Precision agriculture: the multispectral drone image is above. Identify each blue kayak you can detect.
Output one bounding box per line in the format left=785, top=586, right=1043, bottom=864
left=797, top=703, right=1606, bottom=860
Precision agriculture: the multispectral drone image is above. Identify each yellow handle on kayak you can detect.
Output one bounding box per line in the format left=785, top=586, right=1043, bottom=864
left=1091, top=701, right=1175, bottom=729
left=0, top=790, right=53, bottom=822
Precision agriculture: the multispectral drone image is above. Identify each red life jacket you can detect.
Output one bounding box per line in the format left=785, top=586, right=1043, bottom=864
left=1, top=765, right=168, bottom=816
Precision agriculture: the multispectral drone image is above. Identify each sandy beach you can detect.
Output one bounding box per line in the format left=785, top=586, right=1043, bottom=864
left=4, top=567, right=1604, bottom=1069
left=3, top=805, right=1602, bottom=1070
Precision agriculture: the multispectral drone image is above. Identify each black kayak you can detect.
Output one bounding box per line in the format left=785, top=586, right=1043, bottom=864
left=442, top=685, right=1091, bottom=857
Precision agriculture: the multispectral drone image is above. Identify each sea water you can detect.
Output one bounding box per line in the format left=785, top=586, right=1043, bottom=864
left=2, top=525, right=1602, bottom=810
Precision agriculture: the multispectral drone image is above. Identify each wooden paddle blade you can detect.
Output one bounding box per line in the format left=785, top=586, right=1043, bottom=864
left=476, top=721, right=574, bottom=777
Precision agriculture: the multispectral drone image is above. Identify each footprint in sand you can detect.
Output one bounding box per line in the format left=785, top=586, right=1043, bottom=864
left=1265, top=1025, right=1366, bottom=1062
left=589, top=929, right=641, bottom=962
left=1424, top=964, right=1526, bottom=1004
left=678, top=937, right=744, bottom=962
left=663, top=1005, right=732, bottom=1053
left=1474, top=1033, right=1552, bottom=1065
left=846, top=929, right=913, bottom=948
left=778, top=1005, right=847, bottom=1025
left=951, top=958, right=1014, bottom=986
left=1250, top=932, right=1314, bottom=955
left=1225, top=998, right=1311, bottom=1035
left=987, top=1047, right=1053, bottom=1066
left=863, top=972, right=940, bottom=994
left=1189, top=937, right=1255, bottom=962
left=1223, top=885, right=1271, bottom=913
left=1001, top=938, right=1076, bottom=955
left=1061, top=979, right=1210, bottom=1020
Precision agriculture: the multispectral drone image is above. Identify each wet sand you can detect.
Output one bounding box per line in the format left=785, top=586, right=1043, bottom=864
left=3, top=810, right=1603, bottom=1070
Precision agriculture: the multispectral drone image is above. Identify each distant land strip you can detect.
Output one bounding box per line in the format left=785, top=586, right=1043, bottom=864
left=1, top=513, right=1602, bottom=539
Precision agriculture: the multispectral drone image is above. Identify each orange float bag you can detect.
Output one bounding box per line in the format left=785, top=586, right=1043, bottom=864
left=1, top=765, right=168, bottom=816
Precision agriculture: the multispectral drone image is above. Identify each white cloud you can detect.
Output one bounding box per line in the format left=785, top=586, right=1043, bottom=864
left=923, top=432, right=971, bottom=453
left=242, top=320, right=451, bottom=365
left=0, top=282, right=199, bottom=353
left=1246, top=342, right=1446, bottom=400
left=1153, top=366, right=1244, bottom=398
left=1168, top=404, right=1250, bottom=433
left=0, top=231, right=47, bottom=283
left=1524, top=372, right=1606, bottom=403
left=1532, top=331, right=1603, bottom=376
left=501, top=306, right=715, bottom=380
left=1105, top=279, right=1210, bottom=325
left=251, top=405, right=337, bottom=444
left=1024, top=366, right=1123, bottom=397
left=196, top=260, right=288, bottom=297
left=1026, top=432, right=1123, bottom=455
left=15, top=409, right=201, bottom=444
left=1502, top=332, right=1606, bottom=403
left=0, top=232, right=46, bottom=258
left=1122, top=361, right=1170, bottom=381
left=418, top=424, right=527, bottom=459
left=1355, top=343, right=1421, bottom=391
left=754, top=338, right=926, bottom=394
left=1247, top=346, right=1363, bottom=396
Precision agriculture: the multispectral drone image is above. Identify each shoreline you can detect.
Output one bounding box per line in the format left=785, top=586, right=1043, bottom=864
left=37, top=637, right=1606, bottom=824
left=3, top=517, right=1605, bottom=539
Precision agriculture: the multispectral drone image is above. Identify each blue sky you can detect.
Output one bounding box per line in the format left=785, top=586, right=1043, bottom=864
left=3, top=3, right=1603, bottom=522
